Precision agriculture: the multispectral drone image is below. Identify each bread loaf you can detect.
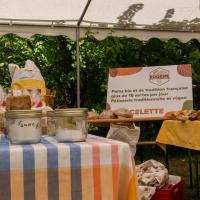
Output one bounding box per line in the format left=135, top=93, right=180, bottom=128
left=99, top=110, right=116, bottom=119
left=88, top=111, right=99, bottom=120
left=6, top=95, right=31, bottom=110
left=114, top=108, right=133, bottom=118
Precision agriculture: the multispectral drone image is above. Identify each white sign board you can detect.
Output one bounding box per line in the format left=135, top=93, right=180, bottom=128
left=106, top=65, right=193, bottom=118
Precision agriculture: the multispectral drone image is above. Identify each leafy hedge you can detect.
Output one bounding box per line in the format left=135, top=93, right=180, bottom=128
left=0, top=33, right=200, bottom=110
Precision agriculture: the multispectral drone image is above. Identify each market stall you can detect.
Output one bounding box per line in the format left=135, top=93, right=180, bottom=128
left=0, top=1, right=199, bottom=200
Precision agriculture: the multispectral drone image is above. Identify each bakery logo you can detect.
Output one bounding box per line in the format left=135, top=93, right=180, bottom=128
left=149, top=68, right=169, bottom=86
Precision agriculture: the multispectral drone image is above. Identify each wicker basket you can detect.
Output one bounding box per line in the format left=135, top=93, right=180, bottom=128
left=44, top=95, right=55, bottom=108
left=0, top=112, right=5, bottom=133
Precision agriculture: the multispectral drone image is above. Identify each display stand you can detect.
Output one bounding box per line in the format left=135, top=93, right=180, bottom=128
left=88, top=117, right=168, bottom=125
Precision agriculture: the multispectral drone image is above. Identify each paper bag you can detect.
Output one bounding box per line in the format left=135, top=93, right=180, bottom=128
left=107, top=123, right=140, bottom=157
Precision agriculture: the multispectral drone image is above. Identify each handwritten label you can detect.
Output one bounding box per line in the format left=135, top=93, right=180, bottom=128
left=17, top=120, right=40, bottom=129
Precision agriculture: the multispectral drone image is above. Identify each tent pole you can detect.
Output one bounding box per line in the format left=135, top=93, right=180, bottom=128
left=76, top=0, right=92, bottom=108
left=76, top=27, right=80, bottom=108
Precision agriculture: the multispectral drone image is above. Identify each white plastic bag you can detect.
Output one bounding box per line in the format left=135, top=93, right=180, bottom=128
left=8, top=60, right=46, bottom=108
left=8, top=60, right=46, bottom=97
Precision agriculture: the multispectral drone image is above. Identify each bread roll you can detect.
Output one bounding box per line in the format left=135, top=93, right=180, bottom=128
left=88, top=111, right=99, bottom=120
left=99, top=110, right=116, bottom=119
left=114, top=108, right=132, bottom=118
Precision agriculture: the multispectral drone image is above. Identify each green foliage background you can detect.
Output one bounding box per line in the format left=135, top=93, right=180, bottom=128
left=0, top=33, right=200, bottom=111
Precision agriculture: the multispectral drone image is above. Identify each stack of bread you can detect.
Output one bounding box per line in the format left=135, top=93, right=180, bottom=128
left=88, top=108, right=134, bottom=127
left=168, top=109, right=200, bottom=122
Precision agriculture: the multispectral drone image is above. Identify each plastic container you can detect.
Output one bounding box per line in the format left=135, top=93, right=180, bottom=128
left=54, top=108, right=88, bottom=142
left=152, top=175, right=184, bottom=200
left=46, top=110, right=56, bottom=136
left=6, top=110, right=42, bottom=144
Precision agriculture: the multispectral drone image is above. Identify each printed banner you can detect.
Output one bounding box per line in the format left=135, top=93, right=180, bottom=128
left=106, top=65, right=193, bottom=118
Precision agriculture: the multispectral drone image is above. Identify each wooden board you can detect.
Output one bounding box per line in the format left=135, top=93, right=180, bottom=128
left=88, top=117, right=168, bottom=127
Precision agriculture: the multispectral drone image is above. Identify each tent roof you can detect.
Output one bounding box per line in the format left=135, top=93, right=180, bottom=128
left=0, top=0, right=200, bottom=41
left=85, top=0, right=200, bottom=28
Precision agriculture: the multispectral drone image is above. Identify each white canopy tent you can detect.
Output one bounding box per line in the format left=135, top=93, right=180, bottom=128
left=0, top=0, right=200, bottom=41
left=0, top=0, right=200, bottom=106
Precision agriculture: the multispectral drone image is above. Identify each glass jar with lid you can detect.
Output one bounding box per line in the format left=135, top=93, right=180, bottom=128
left=6, top=110, right=42, bottom=144
left=54, top=108, right=88, bottom=142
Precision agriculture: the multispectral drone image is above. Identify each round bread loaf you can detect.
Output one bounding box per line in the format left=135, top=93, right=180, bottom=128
left=114, top=108, right=132, bottom=118
left=99, top=110, right=116, bottom=119
left=88, top=111, right=99, bottom=120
